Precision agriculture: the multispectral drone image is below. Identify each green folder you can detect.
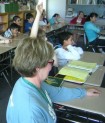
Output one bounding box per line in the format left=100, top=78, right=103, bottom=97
left=45, top=76, right=63, bottom=87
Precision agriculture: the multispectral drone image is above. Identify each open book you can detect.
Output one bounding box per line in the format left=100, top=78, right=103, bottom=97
left=45, top=76, right=63, bottom=87
left=56, top=66, right=90, bottom=84
left=68, top=60, right=98, bottom=73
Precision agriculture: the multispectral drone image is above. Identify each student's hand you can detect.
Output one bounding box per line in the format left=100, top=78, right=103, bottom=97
left=0, top=39, right=12, bottom=44
left=36, top=2, right=43, bottom=15
left=86, top=88, right=101, bottom=96
left=4, top=39, right=12, bottom=43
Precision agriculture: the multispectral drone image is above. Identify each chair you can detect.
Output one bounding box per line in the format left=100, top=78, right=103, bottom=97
left=83, top=33, right=96, bottom=52
left=84, top=33, right=105, bottom=53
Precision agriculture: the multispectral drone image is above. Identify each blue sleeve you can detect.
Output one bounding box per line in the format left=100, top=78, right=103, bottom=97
left=24, top=22, right=32, bottom=32
left=91, top=24, right=100, bottom=33
left=85, top=23, right=100, bottom=33
left=42, top=82, right=86, bottom=102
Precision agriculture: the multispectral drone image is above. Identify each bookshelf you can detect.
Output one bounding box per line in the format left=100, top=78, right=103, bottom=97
left=0, top=10, right=36, bottom=33
left=0, top=13, right=8, bottom=34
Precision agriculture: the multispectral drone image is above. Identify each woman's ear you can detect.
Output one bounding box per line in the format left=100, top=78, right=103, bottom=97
left=53, top=54, right=58, bottom=67
left=36, top=67, right=40, bottom=72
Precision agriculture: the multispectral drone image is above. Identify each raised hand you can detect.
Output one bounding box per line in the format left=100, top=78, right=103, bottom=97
left=36, top=2, right=43, bottom=15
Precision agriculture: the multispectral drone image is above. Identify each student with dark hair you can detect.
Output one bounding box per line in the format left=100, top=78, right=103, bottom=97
left=39, top=10, right=50, bottom=31
left=4, top=23, right=20, bottom=38
left=13, top=16, right=21, bottom=32
left=55, top=31, right=83, bottom=67
left=84, top=12, right=105, bottom=52
left=24, top=13, right=34, bottom=33
left=70, top=11, right=85, bottom=25
left=49, top=13, right=59, bottom=25
left=70, top=11, right=86, bottom=42
left=13, top=16, right=21, bottom=26
left=49, top=13, right=65, bottom=26
left=42, top=9, right=49, bottom=24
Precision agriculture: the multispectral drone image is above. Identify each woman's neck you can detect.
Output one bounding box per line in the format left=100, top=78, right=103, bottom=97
left=24, top=76, right=41, bottom=88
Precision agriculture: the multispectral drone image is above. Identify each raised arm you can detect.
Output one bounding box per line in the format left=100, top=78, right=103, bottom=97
left=30, top=2, right=43, bottom=38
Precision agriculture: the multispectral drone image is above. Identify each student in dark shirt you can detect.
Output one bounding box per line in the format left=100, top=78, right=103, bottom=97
left=24, top=13, right=34, bottom=33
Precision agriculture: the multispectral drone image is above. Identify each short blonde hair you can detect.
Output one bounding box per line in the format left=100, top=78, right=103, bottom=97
left=13, top=37, right=54, bottom=77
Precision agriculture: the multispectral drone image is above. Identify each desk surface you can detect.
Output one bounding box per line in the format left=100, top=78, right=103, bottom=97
left=69, top=24, right=83, bottom=27
left=0, top=34, right=28, bottom=49
left=100, top=30, right=105, bottom=35
left=0, top=47, right=13, bottom=54
left=81, top=52, right=105, bottom=65
left=46, top=24, right=67, bottom=33
left=85, top=66, right=105, bottom=86
left=57, top=82, right=105, bottom=117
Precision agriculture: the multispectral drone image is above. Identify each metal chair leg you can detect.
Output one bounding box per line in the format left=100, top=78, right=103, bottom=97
left=1, top=72, right=12, bottom=88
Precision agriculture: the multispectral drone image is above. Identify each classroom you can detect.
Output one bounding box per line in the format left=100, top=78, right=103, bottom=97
left=0, top=0, right=105, bottom=123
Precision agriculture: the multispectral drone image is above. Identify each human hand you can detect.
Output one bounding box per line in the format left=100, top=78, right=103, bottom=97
left=5, top=39, right=12, bottom=43
left=86, top=88, right=101, bottom=96
left=36, top=2, right=43, bottom=15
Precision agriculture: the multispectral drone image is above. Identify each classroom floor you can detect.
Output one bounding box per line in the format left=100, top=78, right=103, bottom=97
left=0, top=69, right=20, bottom=123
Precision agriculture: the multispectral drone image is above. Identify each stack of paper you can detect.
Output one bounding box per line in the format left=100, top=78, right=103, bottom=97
left=68, top=60, right=98, bottom=73
left=57, top=67, right=89, bottom=84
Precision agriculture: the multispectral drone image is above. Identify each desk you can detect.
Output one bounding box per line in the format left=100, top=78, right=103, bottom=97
left=81, top=51, right=105, bottom=65
left=0, top=47, right=12, bottom=55
left=0, top=33, right=28, bottom=49
left=67, top=24, right=84, bottom=37
left=100, top=30, right=105, bottom=36
left=55, top=83, right=105, bottom=122
left=85, top=66, right=105, bottom=87
left=45, top=24, right=67, bottom=33
left=0, top=33, right=28, bottom=87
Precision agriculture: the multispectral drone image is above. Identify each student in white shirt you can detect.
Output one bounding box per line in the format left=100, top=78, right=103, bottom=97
left=4, top=23, right=20, bottom=38
left=55, top=31, right=83, bottom=67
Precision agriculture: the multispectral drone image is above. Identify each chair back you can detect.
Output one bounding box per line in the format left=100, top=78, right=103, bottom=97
left=83, top=33, right=96, bottom=52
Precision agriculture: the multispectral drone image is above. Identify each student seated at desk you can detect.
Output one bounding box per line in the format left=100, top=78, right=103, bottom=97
left=39, top=12, right=50, bottom=31
left=24, top=13, right=34, bottom=33
left=55, top=32, right=83, bottom=67
left=3, top=23, right=20, bottom=39
left=84, top=12, right=105, bottom=52
left=70, top=11, right=85, bottom=43
left=41, top=9, right=50, bottom=25
left=70, top=11, right=85, bottom=25
left=13, top=15, right=21, bottom=32
left=49, top=13, right=65, bottom=26
left=6, top=3, right=101, bottom=123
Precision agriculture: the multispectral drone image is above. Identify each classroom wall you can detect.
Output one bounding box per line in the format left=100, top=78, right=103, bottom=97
left=70, top=4, right=105, bottom=17
left=47, top=0, right=66, bottom=19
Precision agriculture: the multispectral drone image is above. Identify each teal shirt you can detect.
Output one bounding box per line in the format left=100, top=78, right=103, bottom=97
left=6, top=77, right=86, bottom=123
left=49, top=17, right=56, bottom=25
left=84, top=21, right=100, bottom=42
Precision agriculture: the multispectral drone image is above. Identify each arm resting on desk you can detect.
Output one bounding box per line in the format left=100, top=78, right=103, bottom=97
left=42, top=82, right=86, bottom=102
